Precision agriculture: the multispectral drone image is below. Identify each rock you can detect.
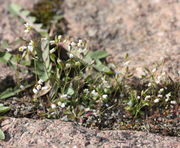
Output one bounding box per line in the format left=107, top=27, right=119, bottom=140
left=0, top=118, right=179, bottom=148
left=64, top=0, right=180, bottom=79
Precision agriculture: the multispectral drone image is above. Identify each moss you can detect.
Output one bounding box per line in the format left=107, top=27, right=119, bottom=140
left=31, top=0, right=67, bottom=34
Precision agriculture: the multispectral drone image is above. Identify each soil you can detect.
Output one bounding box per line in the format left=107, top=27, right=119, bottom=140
left=0, top=0, right=180, bottom=147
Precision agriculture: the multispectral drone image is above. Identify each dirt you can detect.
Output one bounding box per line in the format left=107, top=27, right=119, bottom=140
left=0, top=0, right=180, bottom=147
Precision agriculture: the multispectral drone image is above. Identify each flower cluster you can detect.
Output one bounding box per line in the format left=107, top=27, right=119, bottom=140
left=67, top=40, right=88, bottom=59
left=32, top=79, right=48, bottom=94
left=24, top=23, right=33, bottom=33
left=19, top=40, right=35, bottom=52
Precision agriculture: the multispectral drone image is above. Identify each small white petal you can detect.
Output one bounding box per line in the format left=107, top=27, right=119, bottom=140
left=20, top=85, right=24, bottom=89
left=42, top=86, right=49, bottom=90
left=69, top=53, right=74, bottom=58
left=152, top=68, right=157, bottom=73
left=71, top=42, right=76, bottom=47
left=148, top=83, right=152, bottom=87
left=33, top=88, right=38, bottom=94
left=102, top=94, right=108, bottom=99
left=170, top=100, right=176, bottom=105
left=50, top=48, right=56, bottom=53
left=159, top=88, right=164, bottom=93
left=61, top=103, right=66, bottom=108
left=158, top=94, right=163, bottom=98
left=50, top=40, right=55, bottom=45
left=51, top=104, right=57, bottom=109
left=65, top=63, right=71, bottom=68
left=154, top=98, right=160, bottom=103
left=38, top=79, right=44, bottom=85
left=145, top=95, right=151, bottom=100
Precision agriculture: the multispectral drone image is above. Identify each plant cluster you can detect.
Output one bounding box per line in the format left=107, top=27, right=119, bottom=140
left=0, top=3, right=179, bottom=138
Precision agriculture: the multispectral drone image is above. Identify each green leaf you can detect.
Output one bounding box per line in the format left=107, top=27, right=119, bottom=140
left=28, top=16, right=36, bottom=23
left=34, top=60, right=49, bottom=81
left=0, top=52, right=12, bottom=64
left=21, top=10, right=30, bottom=17
left=94, top=60, right=112, bottom=73
left=0, top=104, right=10, bottom=114
left=0, top=129, right=5, bottom=140
left=66, top=88, right=74, bottom=96
left=9, top=3, right=21, bottom=15
left=87, top=50, right=109, bottom=60
left=0, top=84, right=32, bottom=100
left=50, top=53, right=56, bottom=62
left=41, top=39, right=50, bottom=69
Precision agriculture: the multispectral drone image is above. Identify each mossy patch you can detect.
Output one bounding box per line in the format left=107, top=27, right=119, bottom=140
left=31, top=0, right=67, bottom=34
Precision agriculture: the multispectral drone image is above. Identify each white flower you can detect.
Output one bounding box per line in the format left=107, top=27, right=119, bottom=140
left=20, top=85, right=24, bottom=89
left=24, top=23, right=32, bottom=33
left=57, top=102, right=66, bottom=108
left=58, top=35, right=62, bottom=41
left=38, top=79, right=44, bottom=85
left=50, top=48, right=56, bottom=53
left=27, top=40, right=34, bottom=52
left=170, top=100, right=176, bottom=105
left=166, top=93, right=171, bottom=99
left=36, top=84, right=42, bottom=91
left=68, top=53, right=74, bottom=58
left=148, top=83, right=152, bottom=87
left=91, top=90, right=98, bottom=97
left=145, top=95, right=151, bottom=100
left=156, top=76, right=162, bottom=84
left=60, top=103, right=66, bottom=108
left=165, top=98, right=169, bottom=102
left=158, top=94, right=163, bottom=98
left=70, top=42, right=76, bottom=47
left=159, top=88, right=164, bottom=93
left=102, top=94, right=108, bottom=99
left=60, top=94, right=68, bottom=99
left=137, top=96, right=140, bottom=99
left=154, top=98, right=160, bottom=103
left=77, top=40, right=84, bottom=47
left=65, top=63, right=71, bottom=68
left=42, top=86, right=49, bottom=90
left=152, top=68, right=157, bottom=73
left=19, top=46, right=27, bottom=52
left=84, top=89, right=89, bottom=94
left=68, top=44, right=72, bottom=51
left=33, top=88, right=38, bottom=94
left=51, top=104, right=57, bottom=109
left=50, top=40, right=55, bottom=45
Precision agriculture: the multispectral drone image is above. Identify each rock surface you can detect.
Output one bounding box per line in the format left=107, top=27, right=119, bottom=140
left=64, top=0, right=180, bottom=78
left=0, top=118, right=180, bottom=148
